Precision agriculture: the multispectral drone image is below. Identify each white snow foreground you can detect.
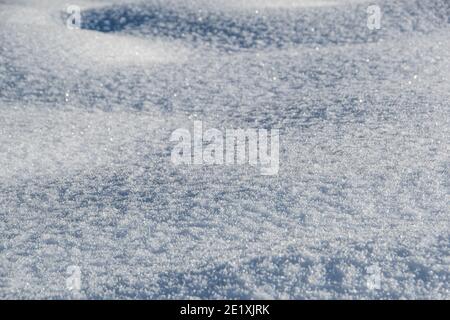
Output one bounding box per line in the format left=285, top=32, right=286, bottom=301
left=0, top=0, right=449, bottom=299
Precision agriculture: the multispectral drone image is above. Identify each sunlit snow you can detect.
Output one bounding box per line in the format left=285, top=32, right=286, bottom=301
left=0, top=0, right=449, bottom=299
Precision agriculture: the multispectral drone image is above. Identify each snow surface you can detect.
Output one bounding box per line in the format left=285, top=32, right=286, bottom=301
left=0, top=0, right=449, bottom=299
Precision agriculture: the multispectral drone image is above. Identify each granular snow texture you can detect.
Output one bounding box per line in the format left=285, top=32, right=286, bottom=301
left=0, top=0, right=449, bottom=299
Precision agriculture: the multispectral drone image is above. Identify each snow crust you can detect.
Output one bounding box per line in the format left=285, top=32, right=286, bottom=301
left=0, top=0, right=449, bottom=299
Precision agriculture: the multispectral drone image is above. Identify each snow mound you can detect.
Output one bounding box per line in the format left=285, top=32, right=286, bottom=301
left=0, top=0, right=449, bottom=299
left=80, top=0, right=450, bottom=50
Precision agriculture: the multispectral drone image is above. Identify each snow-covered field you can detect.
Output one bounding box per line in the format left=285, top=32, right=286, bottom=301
left=0, top=0, right=449, bottom=299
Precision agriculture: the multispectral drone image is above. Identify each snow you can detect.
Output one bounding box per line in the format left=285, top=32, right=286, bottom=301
left=0, top=0, right=449, bottom=299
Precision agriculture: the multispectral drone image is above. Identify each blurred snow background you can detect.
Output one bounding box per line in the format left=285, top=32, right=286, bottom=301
left=0, top=0, right=449, bottom=299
